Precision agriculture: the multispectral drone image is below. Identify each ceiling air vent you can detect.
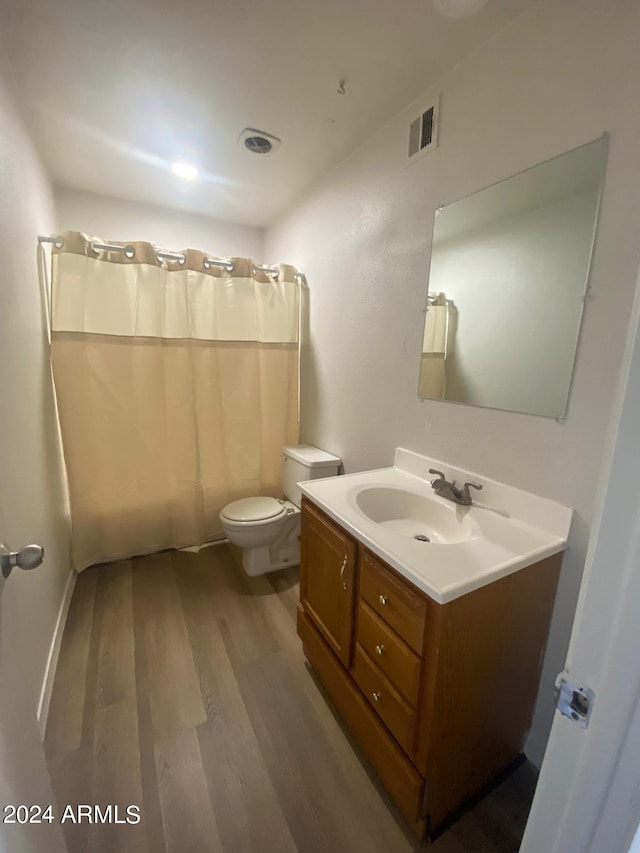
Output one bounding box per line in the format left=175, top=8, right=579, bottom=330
left=407, top=100, right=439, bottom=165
left=238, top=128, right=281, bottom=156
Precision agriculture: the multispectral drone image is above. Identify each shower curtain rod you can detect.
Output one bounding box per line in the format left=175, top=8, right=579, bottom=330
left=38, top=234, right=306, bottom=281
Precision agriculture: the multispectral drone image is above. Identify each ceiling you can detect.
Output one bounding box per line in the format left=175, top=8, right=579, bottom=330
left=433, top=137, right=607, bottom=246
left=2, top=0, right=534, bottom=227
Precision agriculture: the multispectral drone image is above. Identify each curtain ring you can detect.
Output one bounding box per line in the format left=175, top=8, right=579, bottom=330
left=124, top=245, right=136, bottom=259
left=253, top=264, right=279, bottom=279
left=54, top=235, right=65, bottom=249
left=155, top=250, right=186, bottom=265
left=204, top=258, right=234, bottom=272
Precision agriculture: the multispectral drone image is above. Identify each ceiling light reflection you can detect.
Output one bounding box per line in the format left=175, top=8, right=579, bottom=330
left=171, top=162, right=199, bottom=180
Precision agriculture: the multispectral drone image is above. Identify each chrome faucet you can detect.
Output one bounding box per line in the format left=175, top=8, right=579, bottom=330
left=429, top=469, right=483, bottom=506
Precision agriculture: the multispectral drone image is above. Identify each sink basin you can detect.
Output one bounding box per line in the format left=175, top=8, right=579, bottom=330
left=354, top=486, right=476, bottom=544
left=298, top=448, right=572, bottom=602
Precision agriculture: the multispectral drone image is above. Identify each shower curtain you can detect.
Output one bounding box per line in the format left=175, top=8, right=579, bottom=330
left=418, top=292, right=449, bottom=399
left=49, top=231, right=300, bottom=570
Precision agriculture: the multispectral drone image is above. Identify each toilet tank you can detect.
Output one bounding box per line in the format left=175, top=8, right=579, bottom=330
left=282, top=445, right=341, bottom=507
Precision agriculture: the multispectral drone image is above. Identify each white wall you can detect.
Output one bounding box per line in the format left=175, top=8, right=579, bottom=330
left=431, top=190, right=598, bottom=416
left=0, top=64, right=71, bottom=849
left=54, top=186, right=264, bottom=261
left=265, top=0, right=640, bottom=765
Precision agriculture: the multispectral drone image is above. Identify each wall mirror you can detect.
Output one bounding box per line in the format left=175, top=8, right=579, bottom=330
left=418, top=136, right=608, bottom=418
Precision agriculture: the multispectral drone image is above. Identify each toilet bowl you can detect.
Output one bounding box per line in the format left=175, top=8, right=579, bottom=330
left=220, top=445, right=341, bottom=576
left=220, top=497, right=300, bottom=576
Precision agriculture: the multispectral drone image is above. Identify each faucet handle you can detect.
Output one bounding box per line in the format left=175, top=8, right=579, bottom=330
left=461, top=481, right=483, bottom=502
left=429, top=468, right=446, bottom=481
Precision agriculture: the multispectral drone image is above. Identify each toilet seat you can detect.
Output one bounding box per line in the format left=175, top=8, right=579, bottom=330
left=221, top=496, right=287, bottom=524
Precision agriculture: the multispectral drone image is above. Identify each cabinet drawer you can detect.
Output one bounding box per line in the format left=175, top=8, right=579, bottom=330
left=297, top=606, right=425, bottom=829
left=353, top=644, right=417, bottom=756
left=357, top=600, right=422, bottom=707
left=360, top=551, right=427, bottom=653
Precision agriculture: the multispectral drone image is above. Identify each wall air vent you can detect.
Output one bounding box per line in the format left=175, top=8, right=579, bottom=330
left=238, top=128, right=281, bottom=156
left=407, top=100, right=439, bottom=165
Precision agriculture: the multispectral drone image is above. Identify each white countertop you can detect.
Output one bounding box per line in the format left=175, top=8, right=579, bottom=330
left=299, top=448, right=572, bottom=604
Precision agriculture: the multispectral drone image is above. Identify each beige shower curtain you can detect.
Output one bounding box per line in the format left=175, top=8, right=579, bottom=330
left=50, top=231, right=300, bottom=570
left=418, top=292, right=449, bottom=399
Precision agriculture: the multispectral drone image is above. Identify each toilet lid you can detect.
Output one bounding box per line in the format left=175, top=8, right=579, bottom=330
left=223, top=496, right=285, bottom=522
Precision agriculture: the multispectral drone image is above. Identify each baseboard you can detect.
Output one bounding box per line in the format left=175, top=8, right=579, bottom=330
left=37, top=568, right=77, bottom=740
left=179, top=536, right=229, bottom=554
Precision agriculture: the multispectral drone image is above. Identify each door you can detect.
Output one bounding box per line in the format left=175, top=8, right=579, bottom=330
left=0, top=85, right=68, bottom=849
left=521, top=267, right=640, bottom=852
left=0, top=275, right=68, bottom=853
left=0, top=535, right=66, bottom=852
left=299, top=499, right=357, bottom=667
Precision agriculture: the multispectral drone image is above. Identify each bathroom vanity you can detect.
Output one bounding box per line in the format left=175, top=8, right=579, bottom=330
left=296, top=449, right=571, bottom=838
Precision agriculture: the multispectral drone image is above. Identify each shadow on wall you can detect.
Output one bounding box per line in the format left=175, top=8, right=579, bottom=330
left=299, top=287, right=349, bottom=475
left=300, top=282, right=319, bottom=446
left=442, top=303, right=477, bottom=404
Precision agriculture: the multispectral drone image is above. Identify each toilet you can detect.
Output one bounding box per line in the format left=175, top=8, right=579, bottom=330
left=220, top=444, right=342, bottom=576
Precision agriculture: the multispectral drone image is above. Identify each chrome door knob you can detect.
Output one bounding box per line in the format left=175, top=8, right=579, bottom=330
left=379, top=595, right=388, bottom=606
left=375, top=644, right=385, bottom=656
left=1, top=543, right=44, bottom=579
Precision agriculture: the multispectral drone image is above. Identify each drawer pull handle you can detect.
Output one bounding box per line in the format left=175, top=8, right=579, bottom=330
left=379, top=594, right=388, bottom=606
left=339, top=555, right=348, bottom=590
left=372, top=691, right=382, bottom=703
left=375, top=644, right=385, bottom=656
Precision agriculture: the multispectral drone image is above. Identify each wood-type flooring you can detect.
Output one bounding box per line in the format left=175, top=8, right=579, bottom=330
left=44, top=545, right=538, bottom=852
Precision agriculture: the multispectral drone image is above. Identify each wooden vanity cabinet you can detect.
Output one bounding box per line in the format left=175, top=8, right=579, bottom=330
left=297, top=497, right=562, bottom=838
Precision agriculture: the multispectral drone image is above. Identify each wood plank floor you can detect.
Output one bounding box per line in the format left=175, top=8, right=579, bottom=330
left=45, top=545, right=538, bottom=853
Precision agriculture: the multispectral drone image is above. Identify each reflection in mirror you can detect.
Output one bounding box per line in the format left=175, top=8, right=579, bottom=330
left=418, top=136, right=608, bottom=418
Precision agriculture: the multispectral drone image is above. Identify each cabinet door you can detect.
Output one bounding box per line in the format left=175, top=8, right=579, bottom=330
left=300, top=499, right=357, bottom=668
